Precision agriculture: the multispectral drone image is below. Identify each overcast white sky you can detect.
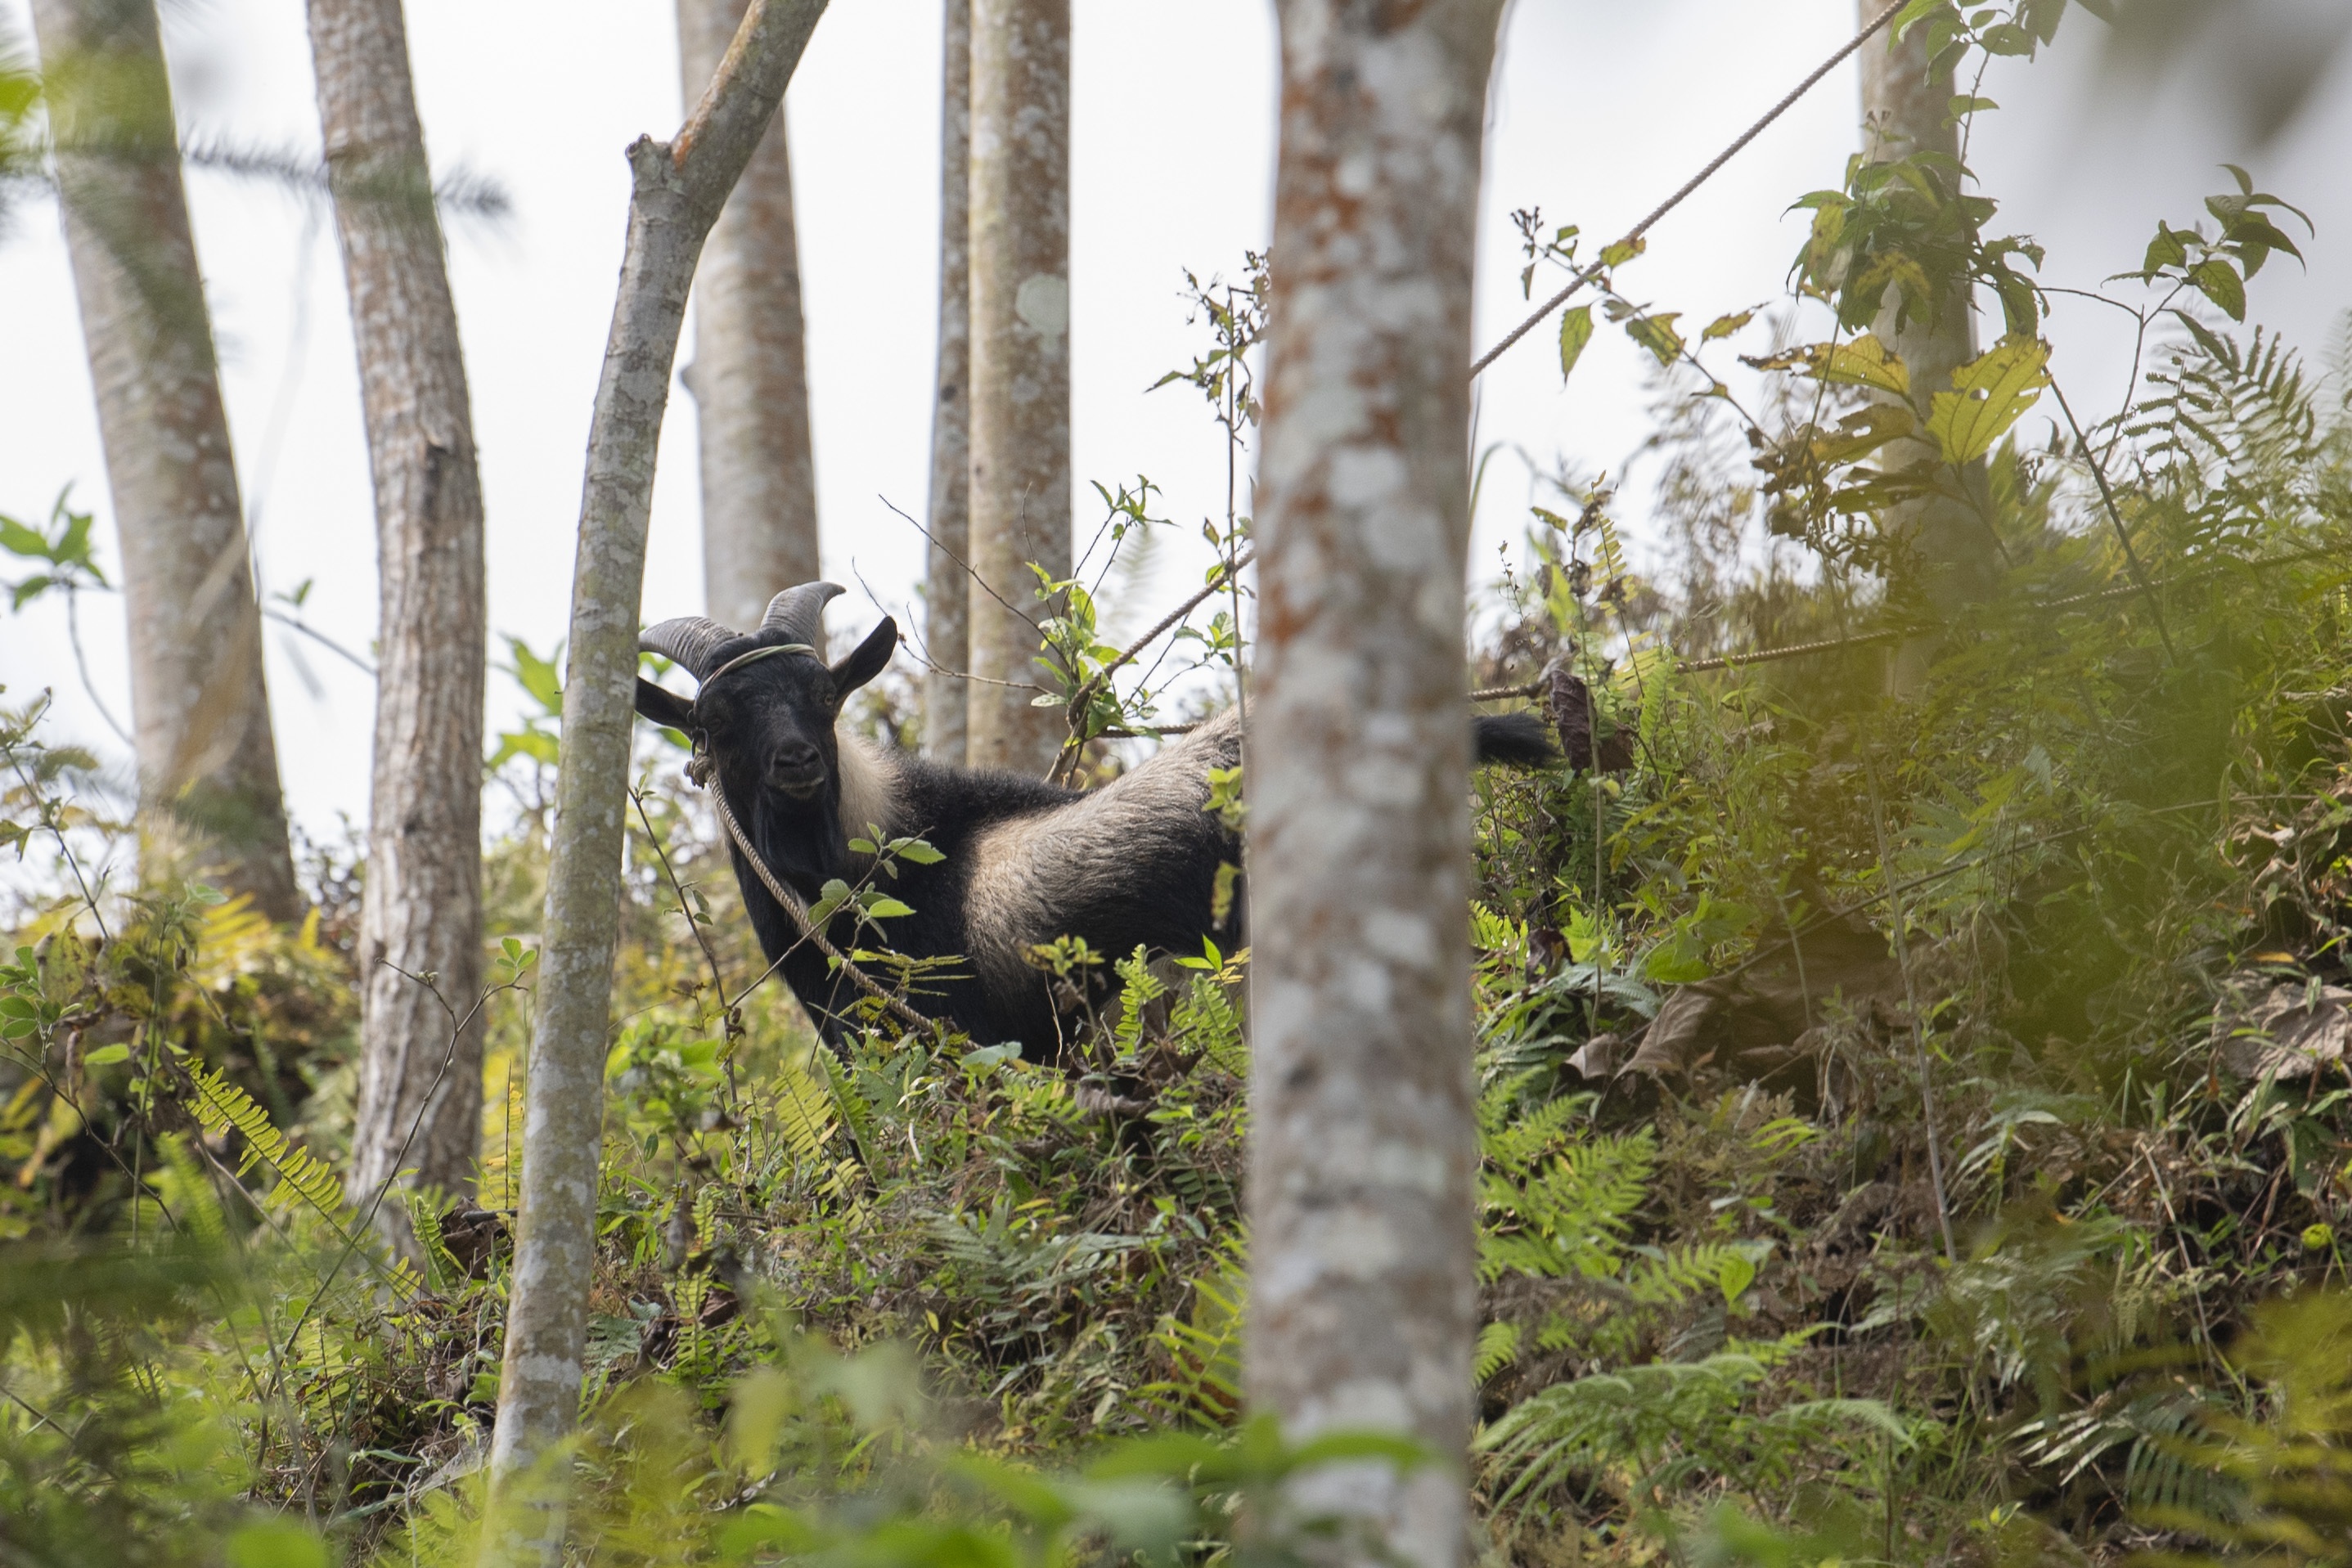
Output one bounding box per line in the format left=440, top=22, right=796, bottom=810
left=2, top=0, right=2348, bottom=845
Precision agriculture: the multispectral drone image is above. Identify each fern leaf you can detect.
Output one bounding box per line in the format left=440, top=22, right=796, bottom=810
left=1475, top=1320, right=1522, bottom=1384
left=183, top=1062, right=349, bottom=1225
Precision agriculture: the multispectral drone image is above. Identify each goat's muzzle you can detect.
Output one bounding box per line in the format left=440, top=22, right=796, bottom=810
left=767, top=741, right=826, bottom=800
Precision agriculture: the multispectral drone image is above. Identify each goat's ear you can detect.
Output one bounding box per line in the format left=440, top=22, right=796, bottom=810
left=635, top=677, right=696, bottom=736
left=830, top=617, right=897, bottom=703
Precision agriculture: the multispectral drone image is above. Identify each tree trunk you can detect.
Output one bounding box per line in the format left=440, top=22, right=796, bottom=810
left=304, top=0, right=488, bottom=1234
left=964, top=0, right=1068, bottom=775
left=1860, top=0, right=1990, bottom=646
left=489, top=0, right=830, bottom=1512
left=30, top=0, right=301, bottom=923
left=1244, top=6, right=1503, bottom=1568
left=676, top=0, right=822, bottom=635
left=923, top=0, right=972, bottom=763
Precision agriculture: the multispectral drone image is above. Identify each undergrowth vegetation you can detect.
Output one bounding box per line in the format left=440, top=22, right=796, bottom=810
left=11, top=3, right=2352, bottom=1563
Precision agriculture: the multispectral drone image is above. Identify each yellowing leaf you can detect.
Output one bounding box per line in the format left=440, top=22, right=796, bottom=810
left=1625, top=312, right=1684, bottom=366
left=1700, top=309, right=1755, bottom=342
left=1814, top=334, right=1911, bottom=396
left=1926, top=337, right=2051, bottom=465
left=1557, top=304, right=1594, bottom=383
left=1599, top=235, right=1647, bottom=268
left=1809, top=403, right=1915, bottom=466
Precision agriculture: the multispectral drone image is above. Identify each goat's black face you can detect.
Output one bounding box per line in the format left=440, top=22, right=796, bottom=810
left=634, top=619, right=898, bottom=803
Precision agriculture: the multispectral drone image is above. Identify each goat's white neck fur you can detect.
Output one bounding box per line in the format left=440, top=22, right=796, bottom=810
left=835, top=730, right=899, bottom=848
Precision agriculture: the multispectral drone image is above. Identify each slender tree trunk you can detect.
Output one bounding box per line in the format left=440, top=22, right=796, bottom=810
left=965, top=0, right=1068, bottom=775
left=923, top=0, right=972, bottom=763
left=305, top=0, right=488, bottom=1233
left=30, top=0, right=301, bottom=923
left=490, top=0, right=830, bottom=1512
left=1860, top=0, right=1990, bottom=649
left=1244, top=6, right=1503, bottom=1567
left=676, top=0, right=822, bottom=634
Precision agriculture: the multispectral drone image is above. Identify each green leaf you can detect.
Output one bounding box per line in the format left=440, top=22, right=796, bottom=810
left=83, top=1043, right=133, bottom=1067
left=860, top=896, right=916, bottom=921
left=1801, top=334, right=1912, bottom=397
left=2188, top=258, right=2246, bottom=321
left=1565, top=910, right=1603, bottom=965
left=1557, top=304, right=1594, bottom=383
left=2142, top=222, right=2189, bottom=276
left=1598, top=236, right=1646, bottom=268
left=1810, top=402, right=1915, bottom=465
left=1624, top=312, right=1684, bottom=366
left=1700, top=309, right=1754, bottom=343
left=1718, top=1251, right=1757, bottom=1305
left=892, top=838, right=946, bottom=865
left=1891, top=0, right=1954, bottom=42
left=504, top=635, right=564, bottom=716
left=810, top=878, right=853, bottom=925
left=1926, top=337, right=2051, bottom=464
left=0, top=516, right=48, bottom=559
left=1641, top=937, right=1711, bottom=986
left=227, top=1521, right=328, bottom=1568
left=1945, top=94, right=1998, bottom=123
left=485, top=727, right=560, bottom=771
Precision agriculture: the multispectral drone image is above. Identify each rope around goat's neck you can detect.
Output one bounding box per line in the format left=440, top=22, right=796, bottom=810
left=692, top=755, right=938, bottom=1039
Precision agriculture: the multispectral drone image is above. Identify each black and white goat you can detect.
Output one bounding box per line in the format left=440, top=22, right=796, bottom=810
left=636, top=582, right=1554, bottom=1058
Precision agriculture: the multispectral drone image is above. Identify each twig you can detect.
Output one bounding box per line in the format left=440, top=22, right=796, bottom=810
left=275, top=971, right=508, bottom=1382
left=630, top=788, right=727, bottom=1003
left=6, top=721, right=112, bottom=946
left=1048, top=548, right=1257, bottom=784
left=264, top=609, right=378, bottom=676
left=2048, top=375, right=2177, bottom=662
left=702, top=773, right=938, bottom=1038
left=1467, top=0, right=1905, bottom=380
left=1860, top=734, right=1959, bottom=1265
left=877, top=492, right=1044, bottom=640
left=62, top=588, right=133, bottom=746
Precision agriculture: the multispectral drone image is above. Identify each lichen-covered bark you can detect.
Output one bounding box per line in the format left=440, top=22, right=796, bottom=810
left=1245, top=4, right=1504, bottom=1566
left=30, top=0, right=300, bottom=923
left=677, top=0, right=822, bottom=633
left=490, top=0, right=830, bottom=1503
left=924, top=0, right=973, bottom=764
left=965, top=0, right=1068, bottom=775
left=1860, top=0, right=1990, bottom=636
left=306, top=0, right=488, bottom=1229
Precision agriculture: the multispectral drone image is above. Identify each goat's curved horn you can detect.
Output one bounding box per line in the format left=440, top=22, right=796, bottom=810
left=760, top=582, right=845, bottom=651
left=640, top=616, right=739, bottom=681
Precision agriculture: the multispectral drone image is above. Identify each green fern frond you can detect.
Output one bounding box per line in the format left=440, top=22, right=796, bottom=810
left=1113, top=945, right=1167, bottom=1057
left=1142, top=1242, right=1247, bottom=1430
left=149, top=1133, right=227, bottom=1246
left=771, top=1048, right=839, bottom=1170
left=817, top=1049, right=881, bottom=1173
left=182, top=1061, right=349, bottom=1228
left=1624, top=1241, right=1746, bottom=1305
left=1475, top=1319, right=1523, bottom=1384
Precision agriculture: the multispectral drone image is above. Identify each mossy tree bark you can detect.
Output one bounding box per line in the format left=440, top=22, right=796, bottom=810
left=965, top=0, right=1068, bottom=775
left=677, top=0, right=822, bottom=634
left=1860, top=0, right=1991, bottom=646
left=1244, top=4, right=1504, bottom=1566
left=304, top=0, right=489, bottom=1236
left=924, top=0, right=972, bottom=763
left=30, top=0, right=301, bottom=923
left=489, top=0, right=830, bottom=1512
